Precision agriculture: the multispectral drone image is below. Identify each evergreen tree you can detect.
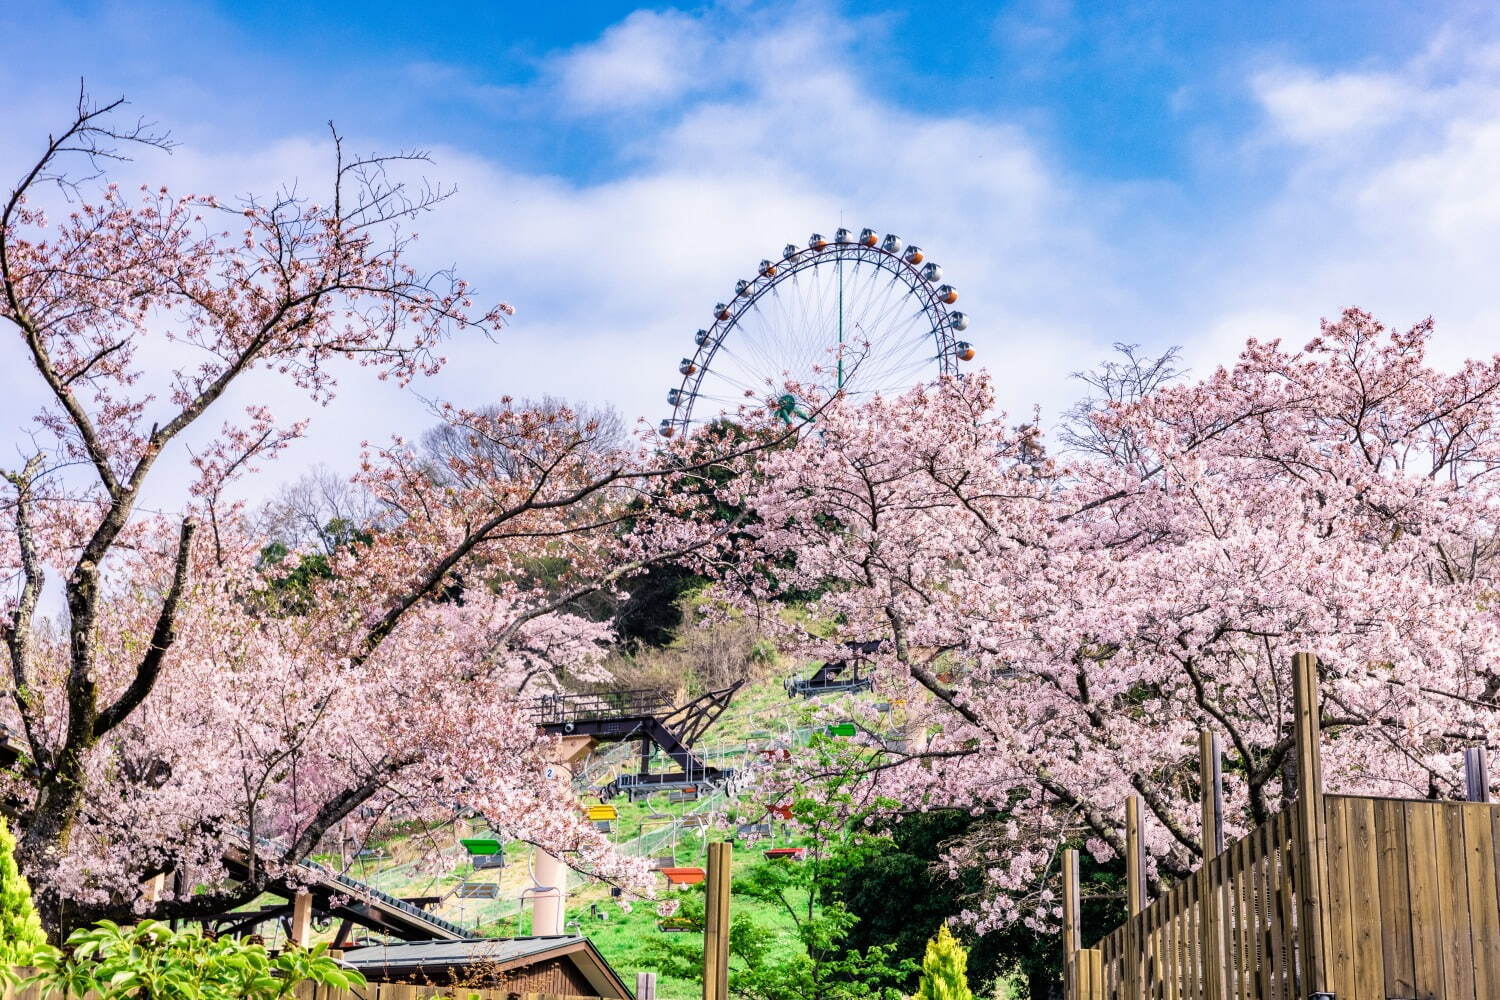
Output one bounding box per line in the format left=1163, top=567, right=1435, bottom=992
left=0, top=815, right=47, bottom=962
left=918, top=925, right=974, bottom=1000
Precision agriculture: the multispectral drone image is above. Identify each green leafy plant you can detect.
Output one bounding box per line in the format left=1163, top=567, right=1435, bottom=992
left=28, top=920, right=363, bottom=1000
left=643, top=742, right=915, bottom=1000
left=0, top=815, right=48, bottom=968
left=918, top=925, right=974, bottom=1000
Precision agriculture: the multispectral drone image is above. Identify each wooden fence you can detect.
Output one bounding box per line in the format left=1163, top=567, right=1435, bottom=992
left=1065, top=652, right=1500, bottom=1000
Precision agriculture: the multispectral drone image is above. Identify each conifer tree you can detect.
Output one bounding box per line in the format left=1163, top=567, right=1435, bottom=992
left=918, top=924, right=974, bottom=1000
left=0, top=816, right=47, bottom=963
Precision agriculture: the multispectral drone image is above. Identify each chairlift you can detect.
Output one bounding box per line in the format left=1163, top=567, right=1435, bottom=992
left=824, top=722, right=857, bottom=738
left=593, top=820, right=613, bottom=833
left=668, top=787, right=700, bottom=804
left=473, top=852, right=506, bottom=870
left=661, top=867, right=706, bottom=886
left=461, top=837, right=503, bottom=855
left=658, top=915, right=695, bottom=933
left=586, top=804, right=619, bottom=822
left=764, top=847, right=806, bottom=861
left=456, top=882, right=500, bottom=900
left=736, top=822, right=772, bottom=841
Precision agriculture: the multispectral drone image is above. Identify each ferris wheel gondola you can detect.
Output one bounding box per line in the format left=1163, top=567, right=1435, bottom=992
left=660, top=228, right=975, bottom=437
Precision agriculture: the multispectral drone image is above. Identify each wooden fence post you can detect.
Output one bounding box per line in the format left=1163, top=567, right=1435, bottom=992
left=636, top=971, right=658, bottom=1000
left=1125, top=795, right=1145, bottom=998
left=1126, top=794, right=1145, bottom=915
left=1465, top=746, right=1491, bottom=802
left=1292, top=651, right=1331, bottom=997
left=1198, top=728, right=1224, bottom=1000
left=289, top=890, right=312, bottom=948
left=702, top=841, right=732, bottom=1000
left=1062, top=848, right=1081, bottom=1000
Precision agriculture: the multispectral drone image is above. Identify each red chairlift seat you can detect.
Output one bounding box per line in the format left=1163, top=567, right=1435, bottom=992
left=764, top=847, right=806, bottom=861
left=661, top=866, right=707, bottom=885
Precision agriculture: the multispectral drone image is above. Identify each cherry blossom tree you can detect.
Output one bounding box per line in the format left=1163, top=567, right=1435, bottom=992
left=0, top=94, right=767, bottom=932
left=713, top=310, right=1500, bottom=931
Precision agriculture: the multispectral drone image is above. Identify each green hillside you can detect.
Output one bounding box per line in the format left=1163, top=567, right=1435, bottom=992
left=301, top=672, right=872, bottom=998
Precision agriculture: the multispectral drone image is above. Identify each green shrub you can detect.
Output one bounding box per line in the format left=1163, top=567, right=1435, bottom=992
left=0, top=815, right=47, bottom=965
left=918, top=925, right=975, bottom=1000
left=28, top=920, right=363, bottom=1000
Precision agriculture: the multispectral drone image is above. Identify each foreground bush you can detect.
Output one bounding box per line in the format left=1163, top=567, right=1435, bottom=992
left=918, top=926, right=974, bottom=1000
left=1, top=815, right=48, bottom=984
left=27, top=920, right=363, bottom=1000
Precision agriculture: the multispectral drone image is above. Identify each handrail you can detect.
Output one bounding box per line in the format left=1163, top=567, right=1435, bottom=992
left=229, top=829, right=468, bottom=938
left=525, top=688, right=675, bottom=725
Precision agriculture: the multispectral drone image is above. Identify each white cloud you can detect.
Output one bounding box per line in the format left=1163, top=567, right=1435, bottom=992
left=10, top=1, right=1500, bottom=517
left=554, top=9, right=712, bottom=113
left=1252, top=68, right=1419, bottom=146
left=1189, top=36, right=1500, bottom=376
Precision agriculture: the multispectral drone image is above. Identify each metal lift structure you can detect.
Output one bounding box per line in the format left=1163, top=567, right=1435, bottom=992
left=785, top=641, right=881, bottom=698
left=527, top=681, right=744, bottom=799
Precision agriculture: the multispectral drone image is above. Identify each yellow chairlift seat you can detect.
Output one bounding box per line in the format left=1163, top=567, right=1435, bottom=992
left=586, top=804, right=619, bottom=822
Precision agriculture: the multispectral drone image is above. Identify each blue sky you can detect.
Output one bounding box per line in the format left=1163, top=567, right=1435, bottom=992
left=4, top=0, right=1500, bottom=494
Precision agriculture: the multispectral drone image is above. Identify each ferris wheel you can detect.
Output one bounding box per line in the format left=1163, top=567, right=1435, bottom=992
left=659, top=227, right=975, bottom=437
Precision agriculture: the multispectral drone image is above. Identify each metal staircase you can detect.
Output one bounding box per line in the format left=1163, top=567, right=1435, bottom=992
left=527, top=682, right=744, bottom=799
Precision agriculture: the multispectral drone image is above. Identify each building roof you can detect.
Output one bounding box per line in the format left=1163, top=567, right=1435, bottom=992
left=342, top=935, right=633, bottom=998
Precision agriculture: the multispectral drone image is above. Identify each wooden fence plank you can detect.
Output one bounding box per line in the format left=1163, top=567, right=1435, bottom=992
left=1434, top=803, right=1477, bottom=1000
left=1267, top=817, right=1286, bottom=1000
left=1406, top=801, right=1446, bottom=1000
left=1241, top=831, right=1257, bottom=1000
left=1324, top=795, right=1355, bottom=1000
left=1177, top=878, right=1191, bottom=1000
left=1374, top=798, right=1415, bottom=1000
left=1461, top=803, right=1500, bottom=1000
left=1217, top=852, right=1237, bottom=1000
left=1199, top=853, right=1220, bottom=1000
left=1160, top=888, right=1172, bottom=1000
left=1250, top=823, right=1269, bottom=1000
left=1188, top=875, right=1206, bottom=1000
left=1341, top=796, right=1378, bottom=1000
left=1276, top=810, right=1300, bottom=998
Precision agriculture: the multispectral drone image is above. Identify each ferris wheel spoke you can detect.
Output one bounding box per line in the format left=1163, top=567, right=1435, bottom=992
left=859, top=333, right=939, bottom=384
left=706, top=343, right=782, bottom=394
